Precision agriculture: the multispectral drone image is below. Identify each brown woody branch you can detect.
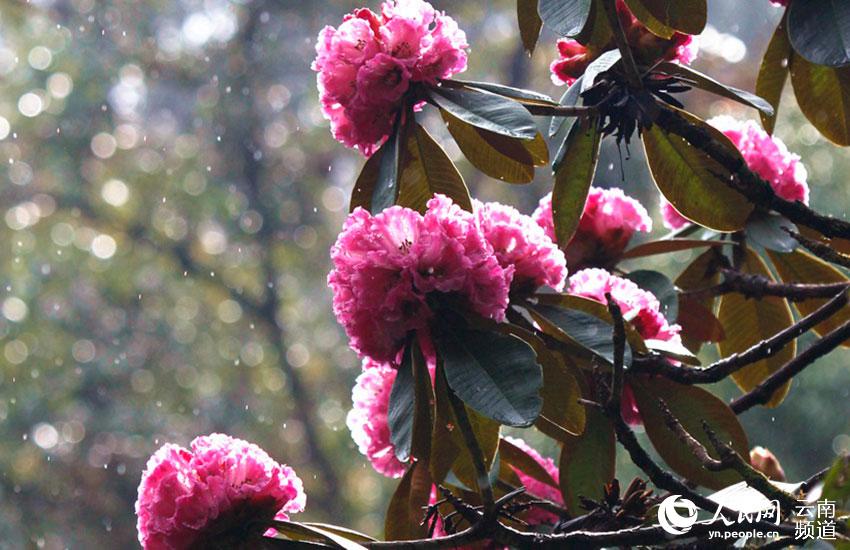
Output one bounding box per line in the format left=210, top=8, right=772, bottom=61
left=789, top=230, right=850, bottom=269
left=652, top=105, right=850, bottom=241
left=731, top=319, right=850, bottom=413
left=684, top=269, right=849, bottom=302
left=631, top=289, right=849, bottom=383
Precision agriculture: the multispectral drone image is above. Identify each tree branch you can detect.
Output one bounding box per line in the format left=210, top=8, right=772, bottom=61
left=631, top=289, right=849, bottom=383
left=684, top=269, right=849, bottom=302
left=789, top=230, right=850, bottom=269
left=652, top=105, right=850, bottom=240
left=731, top=320, right=850, bottom=413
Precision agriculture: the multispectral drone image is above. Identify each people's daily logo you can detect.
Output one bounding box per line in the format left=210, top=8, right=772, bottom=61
left=658, top=495, right=699, bottom=535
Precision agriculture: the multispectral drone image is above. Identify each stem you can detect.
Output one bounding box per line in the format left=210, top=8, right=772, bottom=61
left=683, top=269, right=850, bottom=302
left=731, top=319, right=850, bottom=413
left=600, top=0, right=642, bottom=88
left=447, top=389, right=495, bottom=514
left=789, top=230, right=850, bottom=269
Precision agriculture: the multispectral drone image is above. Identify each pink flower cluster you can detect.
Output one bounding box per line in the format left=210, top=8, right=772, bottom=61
left=347, top=359, right=408, bottom=478
left=533, top=187, right=652, bottom=270
left=660, top=116, right=809, bottom=229
left=769, top=0, right=789, bottom=6
left=568, top=268, right=682, bottom=425
left=551, top=0, right=698, bottom=87
left=136, top=434, right=305, bottom=549
left=329, top=195, right=566, bottom=364
left=474, top=200, right=568, bottom=293
left=313, top=0, right=468, bottom=155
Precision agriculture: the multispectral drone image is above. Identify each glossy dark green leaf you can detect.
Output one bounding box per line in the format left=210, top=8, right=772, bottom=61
left=746, top=211, right=798, bottom=253
left=655, top=62, right=774, bottom=116
left=373, top=119, right=405, bottom=213
left=437, top=328, right=542, bottom=427
left=757, top=15, right=791, bottom=134
left=442, top=110, right=547, bottom=184
left=644, top=338, right=701, bottom=366
left=625, top=269, right=678, bottom=321
left=622, top=238, right=726, bottom=259
left=574, top=0, right=613, bottom=49
left=552, top=119, right=601, bottom=247
left=388, top=346, right=416, bottom=462
left=631, top=376, right=749, bottom=490
left=518, top=0, right=543, bottom=55
left=624, top=0, right=706, bottom=36
left=428, top=86, right=538, bottom=140
left=530, top=304, right=633, bottom=367
left=580, top=50, right=621, bottom=93
left=396, top=123, right=472, bottom=212
left=349, top=146, right=383, bottom=212
left=788, top=0, right=850, bottom=68
left=538, top=0, right=592, bottom=37
left=559, top=405, right=615, bottom=514
left=549, top=75, right=585, bottom=137
left=642, top=108, right=753, bottom=231
left=446, top=79, right=556, bottom=105
left=385, top=461, right=432, bottom=541
left=790, top=53, right=850, bottom=146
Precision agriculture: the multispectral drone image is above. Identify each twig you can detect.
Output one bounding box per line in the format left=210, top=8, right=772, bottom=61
left=731, top=320, right=850, bottom=413
left=631, top=289, right=849, bottom=383
left=683, top=269, right=849, bottom=302
left=524, top=104, right=596, bottom=117
left=605, top=293, right=626, bottom=412
left=789, top=230, right=850, bottom=269
left=652, top=105, right=850, bottom=241
left=657, top=399, right=724, bottom=471
left=447, top=389, right=496, bottom=514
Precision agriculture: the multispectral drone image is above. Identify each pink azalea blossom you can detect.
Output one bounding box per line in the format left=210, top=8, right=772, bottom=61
left=474, top=200, right=568, bottom=292
left=660, top=116, right=809, bottom=229
left=313, top=0, right=468, bottom=155
left=329, top=194, right=511, bottom=363
left=769, top=0, right=789, bottom=6
left=568, top=268, right=682, bottom=425
left=533, top=187, right=652, bottom=270
left=550, top=39, right=592, bottom=87
left=347, top=360, right=408, bottom=478
left=503, top=437, right=564, bottom=526
left=136, top=434, right=305, bottom=549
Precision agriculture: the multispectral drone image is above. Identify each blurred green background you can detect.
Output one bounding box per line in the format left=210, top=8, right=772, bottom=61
left=1, top=0, right=848, bottom=547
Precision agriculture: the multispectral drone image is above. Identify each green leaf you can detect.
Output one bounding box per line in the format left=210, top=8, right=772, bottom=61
left=788, top=0, right=850, bottom=68
left=442, top=109, right=547, bottom=184
left=500, top=437, right=559, bottom=489
left=559, top=405, right=615, bottom=514
left=717, top=248, right=796, bottom=407
left=549, top=75, right=585, bottom=137
left=790, top=52, right=850, bottom=146
left=631, top=376, right=749, bottom=490
left=388, top=346, right=416, bottom=462
left=436, top=327, right=543, bottom=427
left=622, top=238, right=726, bottom=259
left=517, top=0, right=543, bottom=55
left=536, top=347, right=586, bottom=439
left=644, top=338, right=701, bottom=366
left=642, top=109, right=753, bottom=232
left=655, top=62, right=774, bottom=116
left=623, top=0, right=706, bottom=36
left=624, top=269, right=678, bottom=321
left=757, top=15, right=791, bottom=134
left=396, top=122, right=472, bottom=212
left=767, top=249, right=850, bottom=348
left=821, top=455, right=850, bottom=508
left=529, top=304, right=633, bottom=367
left=428, top=86, right=538, bottom=140
left=445, top=79, right=556, bottom=106
left=272, top=520, right=372, bottom=548
left=746, top=211, right=798, bottom=253
left=373, top=119, right=405, bottom=213
left=574, top=0, right=613, bottom=49
left=538, top=0, right=592, bottom=37
left=580, top=50, right=621, bottom=93
left=552, top=119, right=601, bottom=247
left=385, top=461, right=432, bottom=541
left=350, top=147, right=383, bottom=212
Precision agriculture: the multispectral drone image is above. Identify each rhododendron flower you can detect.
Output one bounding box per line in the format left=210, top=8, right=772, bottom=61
left=313, top=0, right=468, bottom=155
left=329, top=194, right=511, bottom=363
left=136, top=434, right=305, bottom=549
left=569, top=268, right=682, bottom=425
left=503, top=437, right=564, bottom=526
left=769, top=0, right=789, bottom=6
left=533, top=187, right=652, bottom=270
left=474, top=200, right=568, bottom=293
left=347, top=360, right=408, bottom=478
left=659, top=116, right=809, bottom=229
left=550, top=1, right=698, bottom=87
